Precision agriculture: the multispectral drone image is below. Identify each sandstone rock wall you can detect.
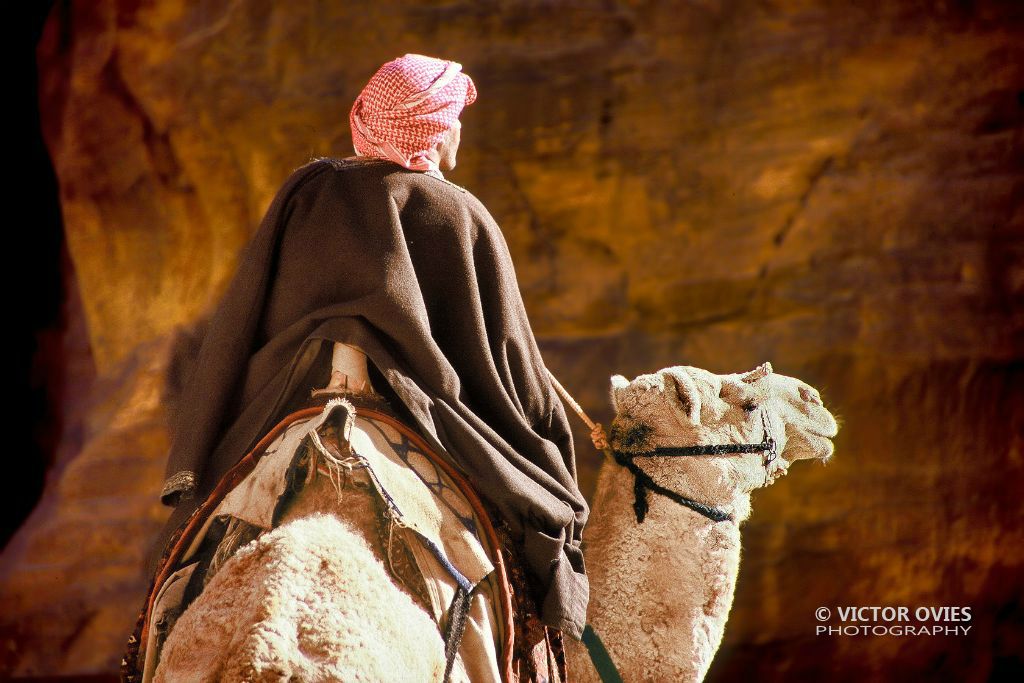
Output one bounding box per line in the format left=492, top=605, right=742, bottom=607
left=2, top=1, right=1021, bottom=679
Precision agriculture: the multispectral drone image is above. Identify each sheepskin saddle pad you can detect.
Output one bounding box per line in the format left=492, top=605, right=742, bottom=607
left=128, top=397, right=521, bottom=683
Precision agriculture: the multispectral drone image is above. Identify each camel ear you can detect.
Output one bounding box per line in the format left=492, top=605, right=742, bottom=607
left=740, top=362, right=773, bottom=384
left=610, top=374, right=630, bottom=411
left=663, top=370, right=701, bottom=423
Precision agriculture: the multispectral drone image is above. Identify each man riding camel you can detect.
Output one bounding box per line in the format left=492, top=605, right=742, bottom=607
left=147, top=53, right=590, bottom=675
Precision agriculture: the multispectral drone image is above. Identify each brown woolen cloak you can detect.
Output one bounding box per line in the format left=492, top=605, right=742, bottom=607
left=153, top=156, right=590, bottom=638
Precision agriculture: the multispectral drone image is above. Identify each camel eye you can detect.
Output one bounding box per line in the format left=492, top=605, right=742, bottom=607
left=742, top=401, right=757, bottom=413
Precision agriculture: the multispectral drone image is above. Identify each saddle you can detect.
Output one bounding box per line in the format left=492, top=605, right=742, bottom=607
left=122, top=397, right=566, bottom=683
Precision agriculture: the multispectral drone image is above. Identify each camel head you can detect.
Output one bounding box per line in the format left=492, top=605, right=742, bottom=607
left=607, top=362, right=838, bottom=507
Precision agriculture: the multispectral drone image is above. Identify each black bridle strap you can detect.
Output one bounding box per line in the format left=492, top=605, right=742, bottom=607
left=643, top=441, right=771, bottom=457
left=612, top=450, right=734, bottom=523
left=626, top=411, right=776, bottom=460
left=612, top=412, right=777, bottom=524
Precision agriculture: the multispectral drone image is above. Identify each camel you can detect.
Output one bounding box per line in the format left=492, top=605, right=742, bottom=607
left=146, top=359, right=837, bottom=683
left=562, top=362, right=838, bottom=682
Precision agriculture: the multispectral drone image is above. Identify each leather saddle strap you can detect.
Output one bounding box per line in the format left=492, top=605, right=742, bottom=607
left=357, top=407, right=517, bottom=683
left=131, top=404, right=518, bottom=683
left=442, top=584, right=472, bottom=683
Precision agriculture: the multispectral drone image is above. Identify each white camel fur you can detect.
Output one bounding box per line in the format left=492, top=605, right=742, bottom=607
left=154, top=360, right=837, bottom=682
left=563, top=362, right=839, bottom=682
left=153, top=345, right=478, bottom=682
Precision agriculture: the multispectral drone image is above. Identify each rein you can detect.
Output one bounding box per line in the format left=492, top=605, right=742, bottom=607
left=545, top=370, right=778, bottom=524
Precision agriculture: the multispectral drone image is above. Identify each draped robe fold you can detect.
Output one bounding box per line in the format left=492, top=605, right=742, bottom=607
left=152, top=156, right=590, bottom=638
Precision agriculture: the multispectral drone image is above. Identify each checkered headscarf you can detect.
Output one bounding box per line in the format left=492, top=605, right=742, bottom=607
left=350, top=54, right=477, bottom=174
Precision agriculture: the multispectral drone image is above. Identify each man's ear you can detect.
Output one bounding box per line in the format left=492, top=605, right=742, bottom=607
left=610, top=374, right=630, bottom=412
left=662, top=369, right=702, bottom=423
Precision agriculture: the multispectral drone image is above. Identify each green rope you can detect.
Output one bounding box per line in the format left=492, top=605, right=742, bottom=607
left=581, top=623, right=624, bottom=683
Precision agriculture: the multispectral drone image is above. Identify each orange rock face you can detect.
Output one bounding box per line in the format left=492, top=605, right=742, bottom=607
left=2, top=0, right=1021, bottom=679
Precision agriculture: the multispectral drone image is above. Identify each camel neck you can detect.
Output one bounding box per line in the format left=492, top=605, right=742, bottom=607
left=630, top=454, right=754, bottom=522
left=568, top=459, right=744, bottom=682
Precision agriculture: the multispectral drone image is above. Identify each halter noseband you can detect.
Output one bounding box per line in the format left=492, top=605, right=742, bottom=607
left=611, top=410, right=778, bottom=524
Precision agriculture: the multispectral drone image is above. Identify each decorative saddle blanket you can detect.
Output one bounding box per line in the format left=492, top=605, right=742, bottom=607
left=123, top=397, right=566, bottom=683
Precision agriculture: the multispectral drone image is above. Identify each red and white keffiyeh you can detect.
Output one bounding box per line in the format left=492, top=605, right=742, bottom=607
left=349, top=54, right=478, bottom=174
